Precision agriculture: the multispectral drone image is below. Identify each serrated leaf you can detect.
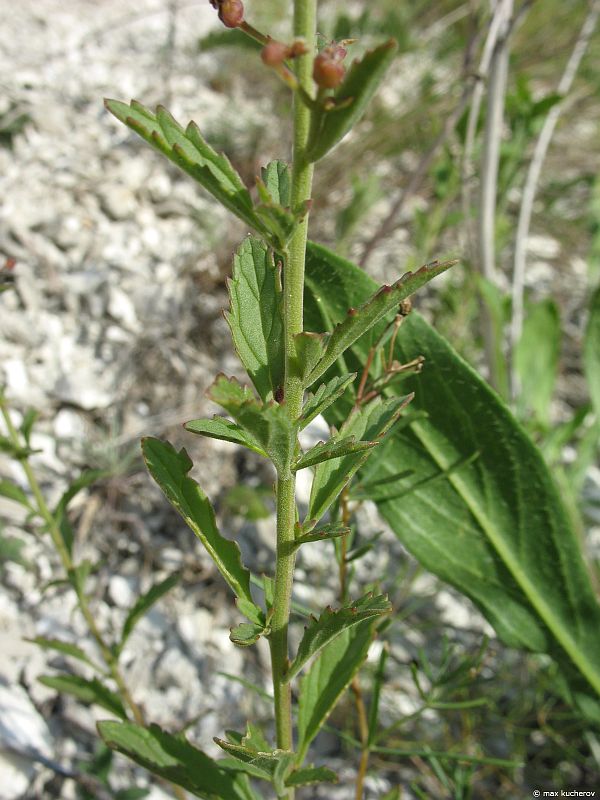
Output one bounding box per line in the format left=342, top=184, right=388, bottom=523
left=208, top=375, right=296, bottom=475
left=229, top=622, right=266, bottom=647
left=584, top=284, right=600, bottom=418
left=285, top=765, right=338, bottom=787
left=0, top=479, right=32, bottom=510
left=119, top=572, right=180, bottom=653
left=214, top=737, right=295, bottom=792
left=185, top=416, right=268, bottom=458
left=285, top=593, right=391, bottom=683
left=104, top=100, right=269, bottom=239
left=306, top=40, right=399, bottom=163
left=297, top=621, right=377, bottom=760
left=299, top=373, right=356, bottom=429
left=307, top=394, right=411, bottom=524
left=224, top=238, right=285, bottom=402
left=99, top=721, right=249, bottom=799
left=26, top=637, right=100, bottom=670
left=261, top=160, right=291, bottom=207
left=305, top=250, right=456, bottom=387
left=304, top=240, right=600, bottom=711
left=142, top=438, right=258, bottom=614
left=294, top=522, right=350, bottom=546
left=40, top=674, right=127, bottom=719
left=294, top=435, right=376, bottom=471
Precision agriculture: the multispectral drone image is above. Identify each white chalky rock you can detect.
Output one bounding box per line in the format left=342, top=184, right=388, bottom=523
left=108, top=575, right=136, bottom=609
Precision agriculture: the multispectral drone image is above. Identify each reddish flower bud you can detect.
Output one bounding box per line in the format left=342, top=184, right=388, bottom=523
left=313, top=51, right=346, bottom=89
left=217, top=0, right=244, bottom=28
left=261, top=40, right=290, bottom=67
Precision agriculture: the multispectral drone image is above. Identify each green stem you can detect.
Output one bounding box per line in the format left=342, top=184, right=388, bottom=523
left=1, top=401, right=188, bottom=800
left=268, top=0, right=317, bottom=787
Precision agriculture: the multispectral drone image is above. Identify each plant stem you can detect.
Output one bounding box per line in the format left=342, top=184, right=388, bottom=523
left=1, top=401, right=188, bottom=800
left=268, top=0, right=316, bottom=782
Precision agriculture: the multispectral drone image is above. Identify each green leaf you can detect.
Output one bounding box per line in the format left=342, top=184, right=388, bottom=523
left=291, top=332, right=327, bottom=385
left=20, top=408, right=39, bottom=445
left=39, top=675, right=127, bottom=718
left=285, top=592, right=391, bottom=682
left=236, top=596, right=266, bottom=626
left=98, top=721, right=249, bottom=799
left=299, top=373, right=356, bottom=429
left=215, top=735, right=295, bottom=793
left=294, top=434, right=377, bottom=471
left=229, top=622, right=266, bottom=647
left=304, top=241, right=600, bottom=707
left=141, top=438, right=257, bottom=613
left=297, top=620, right=377, bottom=760
left=306, top=40, right=398, bottom=162
left=294, top=521, right=350, bottom=547
left=514, top=299, right=560, bottom=424
left=304, top=245, right=456, bottom=387
left=584, top=284, right=600, bottom=418
left=285, top=765, right=338, bottom=787
left=26, top=637, right=100, bottom=670
left=0, top=531, right=29, bottom=569
left=52, top=469, right=108, bottom=556
left=185, top=416, right=268, bottom=458
left=119, top=572, right=180, bottom=653
left=67, top=559, right=94, bottom=599
left=0, top=435, right=36, bottom=459
left=208, top=375, right=296, bottom=475
left=307, top=394, right=411, bottom=524
left=261, top=160, right=291, bottom=207
left=104, top=100, right=268, bottom=239
left=0, top=479, right=32, bottom=510
left=224, top=237, right=285, bottom=402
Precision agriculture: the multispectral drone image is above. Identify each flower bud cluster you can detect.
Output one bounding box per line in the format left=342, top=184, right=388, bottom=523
left=261, top=39, right=308, bottom=67
left=209, top=0, right=244, bottom=29
left=313, top=43, right=347, bottom=89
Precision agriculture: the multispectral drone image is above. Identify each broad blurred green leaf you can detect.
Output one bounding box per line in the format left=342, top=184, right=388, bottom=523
left=515, top=299, right=561, bottom=425
left=118, top=572, right=180, bottom=654
left=584, top=284, right=600, bottom=418
left=304, top=242, right=600, bottom=711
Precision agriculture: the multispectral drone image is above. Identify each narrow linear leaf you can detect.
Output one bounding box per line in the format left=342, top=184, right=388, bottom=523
left=142, top=438, right=258, bottom=614
left=584, top=284, right=600, bottom=418
left=224, top=237, right=285, bottom=402
left=297, top=620, right=377, bottom=759
left=185, top=416, right=268, bottom=458
left=307, top=40, right=399, bottom=162
left=208, top=375, right=296, bottom=475
left=0, top=479, right=32, bottom=510
left=0, top=435, right=36, bottom=459
left=98, top=721, right=249, bottom=799
left=214, top=737, right=295, bottom=792
left=39, top=675, right=126, bottom=719
left=285, top=593, right=391, bottom=683
left=299, top=373, right=356, bottom=429
left=26, top=637, right=100, bottom=670
left=304, top=241, right=600, bottom=710
left=104, top=100, right=268, bottom=239
left=53, top=469, right=108, bottom=523
left=305, top=246, right=456, bottom=387
left=294, top=435, right=377, bottom=471
left=119, top=572, right=180, bottom=652
left=307, top=394, right=412, bottom=524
